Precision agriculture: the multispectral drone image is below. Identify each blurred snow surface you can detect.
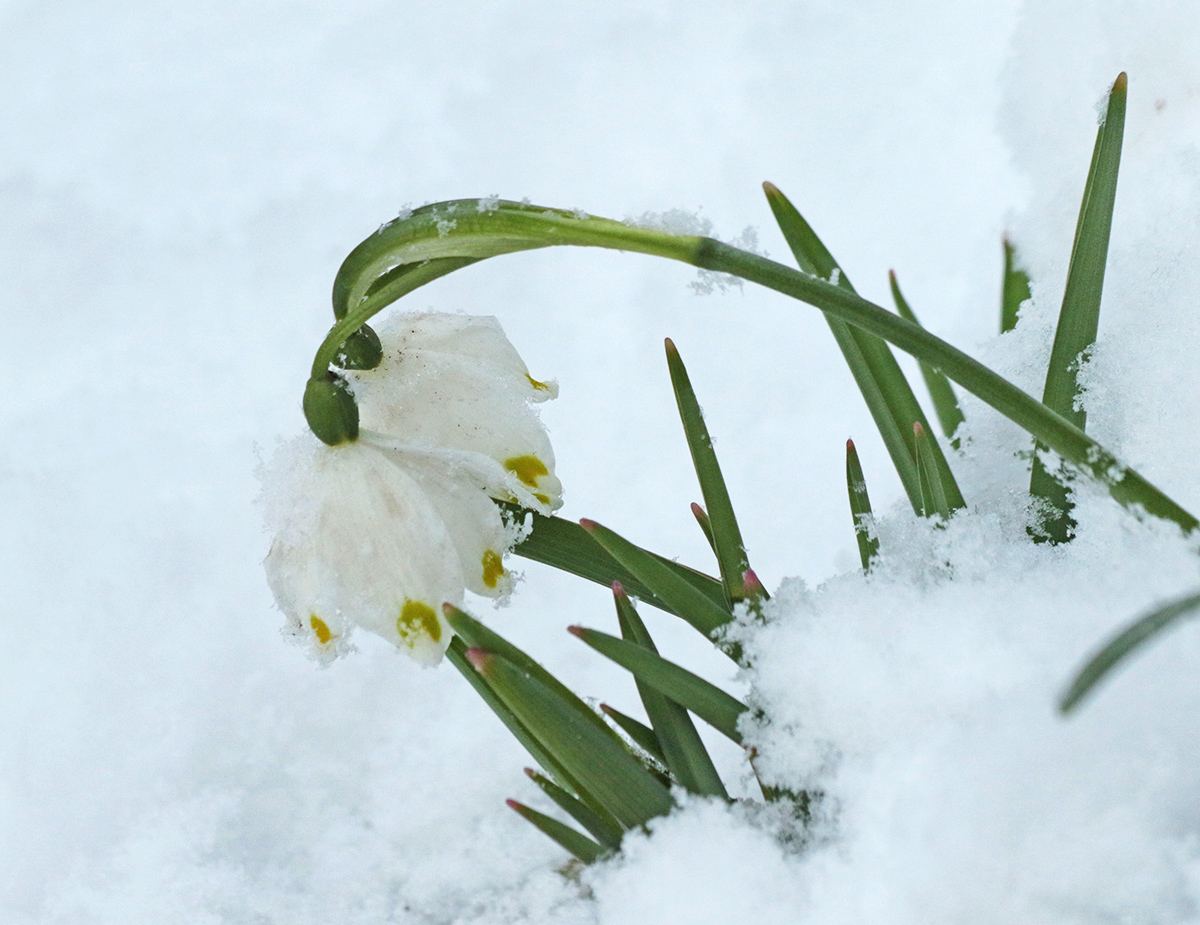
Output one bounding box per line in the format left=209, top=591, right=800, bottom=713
left=5, top=1, right=1200, bottom=922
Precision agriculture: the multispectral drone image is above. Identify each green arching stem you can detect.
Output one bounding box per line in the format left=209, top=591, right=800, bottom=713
left=315, top=199, right=1198, bottom=534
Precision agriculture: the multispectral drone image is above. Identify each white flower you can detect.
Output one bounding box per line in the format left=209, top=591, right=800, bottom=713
left=261, top=312, right=559, bottom=666
left=347, top=312, right=563, bottom=510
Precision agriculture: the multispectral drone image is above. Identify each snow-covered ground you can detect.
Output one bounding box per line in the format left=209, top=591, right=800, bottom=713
left=6, top=1, right=1200, bottom=922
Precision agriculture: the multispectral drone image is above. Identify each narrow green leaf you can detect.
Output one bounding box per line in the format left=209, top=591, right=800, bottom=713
left=1031, top=73, right=1128, bottom=544
left=523, top=768, right=624, bottom=850
left=506, top=799, right=606, bottom=864
left=665, top=338, right=760, bottom=606
left=446, top=608, right=636, bottom=835
left=568, top=626, right=748, bottom=744
left=914, top=422, right=952, bottom=520
left=613, top=584, right=728, bottom=799
left=599, top=704, right=666, bottom=764
left=762, top=182, right=965, bottom=516
left=499, top=503, right=726, bottom=616
left=845, top=438, right=880, bottom=571
left=447, top=606, right=627, bottom=751
left=468, top=648, right=675, bottom=828
left=446, top=637, right=591, bottom=803
left=691, top=502, right=717, bottom=556
left=1001, top=235, right=1032, bottom=334
left=579, top=520, right=736, bottom=658
left=888, top=270, right=964, bottom=444
left=326, top=195, right=1197, bottom=535
left=1060, top=588, right=1200, bottom=713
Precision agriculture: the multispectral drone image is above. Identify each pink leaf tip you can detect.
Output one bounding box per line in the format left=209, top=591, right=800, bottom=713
left=464, top=647, right=492, bottom=671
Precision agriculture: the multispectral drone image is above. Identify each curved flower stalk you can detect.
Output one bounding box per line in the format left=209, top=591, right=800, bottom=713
left=263, top=312, right=561, bottom=665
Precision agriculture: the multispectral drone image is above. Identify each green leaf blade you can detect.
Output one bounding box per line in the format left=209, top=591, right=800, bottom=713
left=599, top=704, right=667, bottom=764
left=613, top=585, right=729, bottom=799
left=1031, top=73, right=1128, bottom=543
left=506, top=800, right=606, bottom=864
left=845, top=438, right=880, bottom=571
left=579, top=520, right=736, bottom=657
left=468, top=647, right=675, bottom=829
left=446, top=637, right=593, bottom=805
left=914, top=422, right=952, bottom=520
left=762, top=182, right=965, bottom=515
left=664, top=339, right=759, bottom=605
left=1001, top=235, right=1032, bottom=334
left=1060, top=588, right=1200, bottom=713
left=499, top=504, right=726, bottom=616
left=888, top=270, right=964, bottom=444
left=569, top=626, right=748, bottom=744
left=524, top=768, right=625, bottom=850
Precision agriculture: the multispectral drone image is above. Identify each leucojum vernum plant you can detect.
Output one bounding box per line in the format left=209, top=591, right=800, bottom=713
left=262, top=72, right=1200, bottom=864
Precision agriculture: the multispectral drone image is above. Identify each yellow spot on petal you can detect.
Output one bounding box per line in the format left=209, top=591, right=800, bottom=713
left=310, top=615, right=333, bottom=645
left=504, top=454, right=549, bottom=489
left=526, top=374, right=551, bottom=392
left=481, top=550, right=506, bottom=589
left=397, top=600, right=442, bottom=643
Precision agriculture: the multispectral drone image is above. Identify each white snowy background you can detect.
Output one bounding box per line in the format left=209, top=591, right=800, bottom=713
left=5, top=1, right=1200, bottom=922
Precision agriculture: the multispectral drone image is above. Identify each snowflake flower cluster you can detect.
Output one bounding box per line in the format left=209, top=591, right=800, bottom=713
left=261, top=313, right=560, bottom=666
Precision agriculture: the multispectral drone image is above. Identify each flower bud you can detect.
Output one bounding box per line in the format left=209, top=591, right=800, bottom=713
left=333, top=323, right=383, bottom=370
left=303, top=373, right=359, bottom=445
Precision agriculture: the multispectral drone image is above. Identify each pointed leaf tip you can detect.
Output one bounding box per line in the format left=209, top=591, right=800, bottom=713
left=690, top=501, right=705, bottom=516
left=523, top=767, right=537, bottom=779
left=762, top=180, right=779, bottom=195
left=611, top=580, right=625, bottom=595
left=567, top=625, right=585, bottom=638
left=846, top=437, right=856, bottom=451
left=465, top=647, right=492, bottom=671
left=664, top=337, right=678, bottom=356
left=913, top=421, right=926, bottom=437
left=887, top=268, right=897, bottom=283
left=742, top=569, right=765, bottom=595
left=1114, top=72, right=1127, bottom=91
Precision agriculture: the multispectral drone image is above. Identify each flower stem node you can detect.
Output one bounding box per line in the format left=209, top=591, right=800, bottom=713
left=303, top=373, right=359, bottom=446
left=333, top=323, right=384, bottom=370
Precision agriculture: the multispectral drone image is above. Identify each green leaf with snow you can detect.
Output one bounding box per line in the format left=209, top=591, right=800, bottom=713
left=568, top=625, right=748, bottom=744
left=1030, top=73, right=1127, bottom=545
left=762, top=182, right=964, bottom=516
left=613, top=584, right=728, bottom=799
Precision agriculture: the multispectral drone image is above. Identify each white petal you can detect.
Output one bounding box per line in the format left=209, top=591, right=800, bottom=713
left=349, top=311, right=563, bottom=509
left=260, top=435, right=462, bottom=666
left=383, top=444, right=514, bottom=598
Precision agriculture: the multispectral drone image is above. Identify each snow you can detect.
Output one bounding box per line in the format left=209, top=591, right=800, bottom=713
left=6, top=0, right=1200, bottom=922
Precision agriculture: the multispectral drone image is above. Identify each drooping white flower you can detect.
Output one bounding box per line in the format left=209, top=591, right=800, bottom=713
left=262, top=433, right=522, bottom=666
left=262, top=311, right=560, bottom=666
left=347, top=312, right=563, bottom=510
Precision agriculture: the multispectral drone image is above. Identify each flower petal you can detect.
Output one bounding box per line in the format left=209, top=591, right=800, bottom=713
left=261, top=436, right=464, bottom=665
